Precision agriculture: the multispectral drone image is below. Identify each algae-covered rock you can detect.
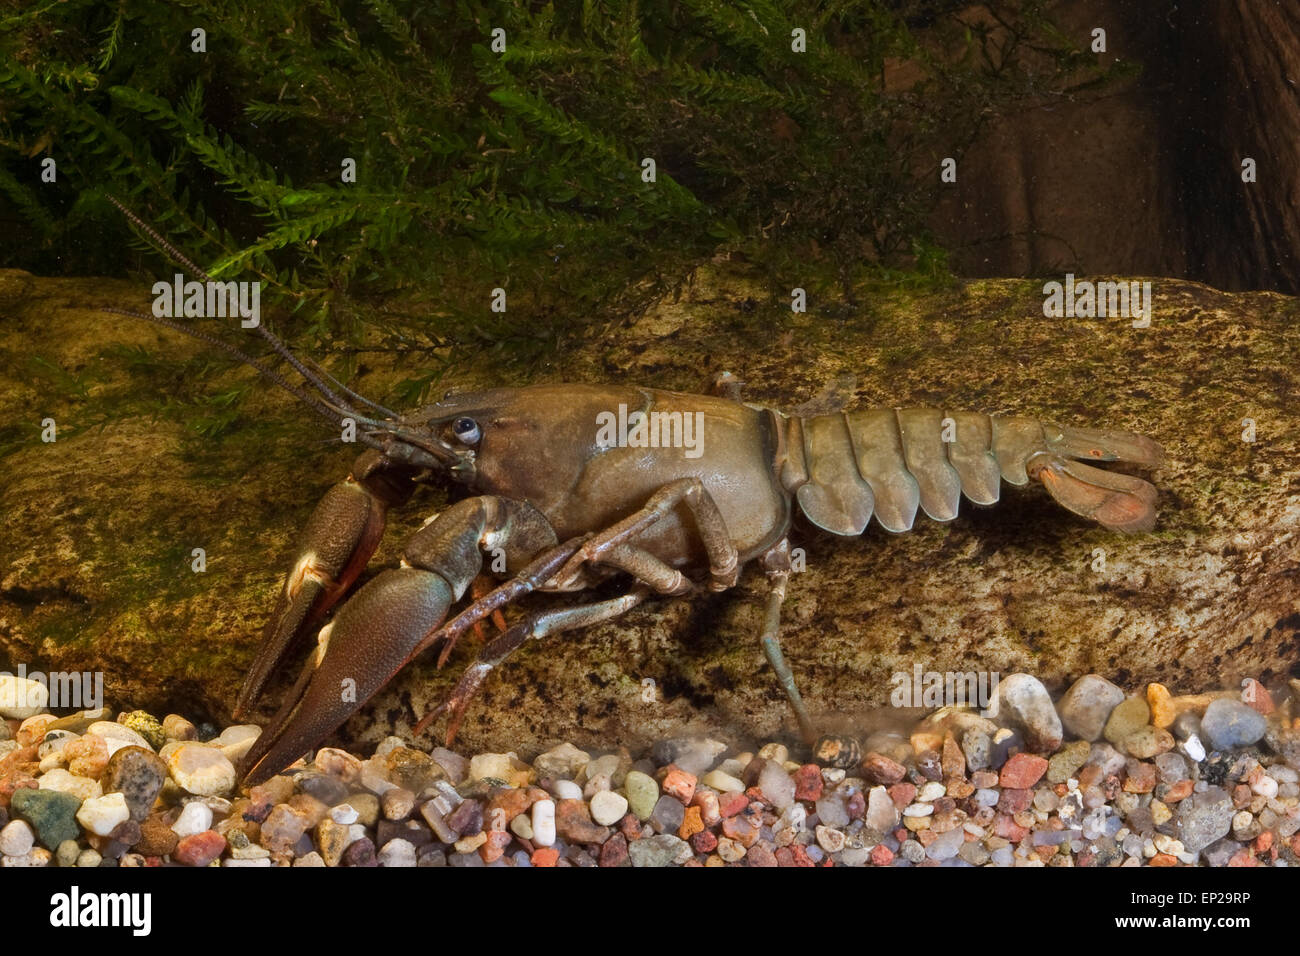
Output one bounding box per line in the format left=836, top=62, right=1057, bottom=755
left=0, top=265, right=1297, bottom=759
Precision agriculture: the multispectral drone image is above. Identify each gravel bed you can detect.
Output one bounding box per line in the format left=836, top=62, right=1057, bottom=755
left=1, top=670, right=1297, bottom=867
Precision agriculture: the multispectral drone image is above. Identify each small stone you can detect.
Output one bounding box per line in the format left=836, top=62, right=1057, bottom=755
left=533, top=743, right=590, bottom=780
left=624, top=770, right=660, bottom=820
left=793, top=764, right=823, bottom=802
left=590, top=789, right=628, bottom=826
left=649, top=794, right=685, bottom=835
left=555, top=798, right=610, bottom=845
left=1103, top=696, right=1150, bottom=745
left=63, top=735, right=109, bottom=779
left=296, top=771, right=349, bottom=806
left=999, top=753, right=1048, bottom=789
left=531, top=799, right=556, bottom=847
left=37, top=729, right=78, bottom=760
left=1047, top=740, right=1091, bottom=784
left=1123, top=760, right=1157, bottom=793
left=136, top=816, right=179, bottom=857
left=660, top=766, right=697, bottom=804
left=215, top=724, right=263, bottom=763
left=599, top=832, right=631, bottom=867
left=468, top=752, right=518, bottom=784
left=989, top=673, right=1062, bottom=752
left=551, top=779, right=583, bottom=801
left=429, top=747, right=468, bottom=784
left=1059, top=674, right=1126, bottom=741
left=0, top=819, right=35, bottom=856
left=378, top=838, right=418, bottom=867
left=1176, top=787, right=1234, bottom=852
left=444, top=798, right=482, bottom=836
left=86, top=721, right=152, bottom=757
left=36, top=769, right=101, bottom=802
left=174, top=830, right=225, bottom=866
left=864, top=786, right=898, bottom=834
left=925, top=825, right=965, bottom=861
left=76, top=792, right=130, bottom=837
left=1123, top=726, right=1175, bottom=759
left=815, top=824, right=846, bottom=853
left=102, top=747, right=167, bottom=821
left=861, top=752, right=907, bottom=786
left=166, top=744, right=236, bottom=796
left=343, top=837, right=378, bottom=867
left=162, top=714, right=197, bottom=741
left=700, top=769, right=744, bottom=793
left=628, top=833, right=690, bottom=867
left=0, top=675, right=49, bottom=719
left=650, top=737, right=726, bottom=776
left=757, top=762, right=795, bottom=810
left=54, top=839, right=80, bottom=867
left=1240, top=678, right=1273, bottom=715
left=316, top=819, right=350, bottom=866
left=1200, top=699, right=1267, bottom=751
left=382, top=787, right=416, bottom=821
left=171, top=801, right=213, bottom=838
left=349, top=792, right=381, bottom=827
left=117, top=712, right=166, bottom=751
left=962, top=730, right=991, bottom=772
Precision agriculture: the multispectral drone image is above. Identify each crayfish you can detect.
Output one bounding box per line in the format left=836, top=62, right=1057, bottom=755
left=104, top=202, right=1164, bottom=787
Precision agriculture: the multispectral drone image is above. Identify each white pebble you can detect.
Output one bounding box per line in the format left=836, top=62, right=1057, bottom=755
left=86, top=721, right=153, bottom=754
left=1181, top=733, right=1206, bottom=762
left=590, top=790, right=628, bottom=826
left=701, top=770, right=745, bottom=793
left=76, top=792, right=130, bottom=837
left=903, top=803, right=935, bottom=817
left=222, top=858, right=271, bottom=867
left=171, top=802, right=213, bottom=838
left=917, top=782, right=946, bottom=801
left=0, top=820, right=35, bottom=857
left=531, top=799, right=556, bottom=848
left=378, top=839, right=417, bottom=867
left=0, top=675, right=49, bottom=718
left=552, top=779, right=584, bottom=801
left=1252, top=775, right=1279, bottom=799
left=166, top=743, right=237, bottom=795
left=330, top=804, right=360, bottom=825
left=37, top=768, right=102, bottom=802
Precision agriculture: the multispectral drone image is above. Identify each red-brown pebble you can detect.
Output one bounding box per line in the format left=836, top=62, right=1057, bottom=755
left=792, top=764, right=823, bottom=802
left=660, top=766, right=697, bottom=804
left=746, top=842, right=778, bottom=867
left=993, top=813, right=1028, bottom=843
left=690, top=829, right=717, bottom=854
left=554, top=799, right=610, bottom=845
left=718, top=791, right=748, bottom=818
left=174, top=830, right=226, bottom=867
left=599, top=832, right=630, bottom=867
left=861, top=753, right=907, bottom=786
left=870, top=844, right=894, bottom=865
left=999, top=753, right=1048, bottom=789
left=721, top=815, right=759, bottom=847
left=343, top=838, right=378, bottom=867
left=1123, top=763, right=1157, bottom=793
left=479, top=830, right=511, bottom=863
left=888, top=782, right=916, bottom=810
left=1241, top=679, right=1273, bottom=715
left=531, top=847, right=559, bottom=867
left=691, top=789, right=721, bottom=826
left=618, top=813, right=643, bottom=842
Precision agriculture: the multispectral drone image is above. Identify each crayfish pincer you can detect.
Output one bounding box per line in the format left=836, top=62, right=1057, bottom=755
left=223, top=373, right=1161, bottom=786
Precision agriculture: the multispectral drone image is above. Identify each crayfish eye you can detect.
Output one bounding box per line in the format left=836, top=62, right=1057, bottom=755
left=451, top=417, right=481, bottom=445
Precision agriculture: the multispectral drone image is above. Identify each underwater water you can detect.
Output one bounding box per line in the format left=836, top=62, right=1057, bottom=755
left=0, top=8, right=1297, bottom=937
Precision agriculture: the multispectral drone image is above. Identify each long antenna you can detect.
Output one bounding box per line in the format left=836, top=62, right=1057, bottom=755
left=106, top=194, right=358, bottom=415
